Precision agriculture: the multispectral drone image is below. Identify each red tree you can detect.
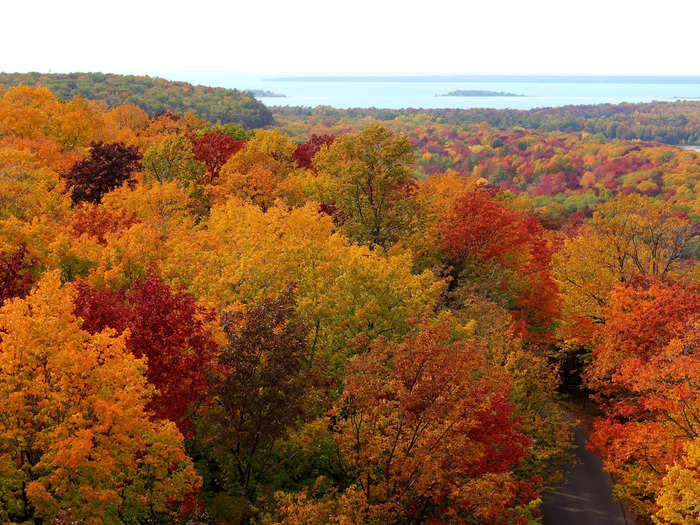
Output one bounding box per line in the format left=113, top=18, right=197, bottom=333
left=64, top=204, right=140, bottom=244
left=333, top=317, right=532, bottom=522
left=439, top=188, right=560, bottom=342
left=63, top=141, right=142, bottom=204
left=0, top=244, right=35, bottom=305
left=73, top=274, right=219, bottom=434
left=190, top=131, right=245, bottom=183
left=293, top=133, right=336, bottom=170
left=586, top=280, right=700, bottom=517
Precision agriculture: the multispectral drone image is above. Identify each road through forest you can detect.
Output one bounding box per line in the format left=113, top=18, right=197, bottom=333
left=542, top=425, right=630, bottom=525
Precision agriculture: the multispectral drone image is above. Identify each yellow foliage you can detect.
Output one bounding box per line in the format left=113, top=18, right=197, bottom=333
left=655, top=439, right=700, bottom=524
left=0, top=146, right=71, bottom=221
left=163, top=199, right=443, bottom=361
left=0, top=272, right=200, bottom=522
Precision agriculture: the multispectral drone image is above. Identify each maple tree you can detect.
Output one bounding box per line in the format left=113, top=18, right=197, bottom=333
left=218, top=129, right=297, bottom=210
left=143, top=134, right=205, bottom=185
left=586, top=280, right=700, bottom=518
left=655, top=439, right=700, bottom=525
left=63, top=203, right=140, bottom=244
left=292, top=133, right=336, bottom=170
left=275, top=316, right=534, bottom=523
left=0, top=272, right=200, bottom=523
left=0, top=85, right=63, bottom=141
left=438, top=187, right=560, bottom=343
left=62, top=141, right=142, bottom=204
left=0, top=244, right=36, bottom=305
left=72, top=274, right=219, bottom=433
left=0, top=145, right=72, bottom=221
left=553, top=193, right=697, bottom=345
left=190, top=130, right=245, bottom=183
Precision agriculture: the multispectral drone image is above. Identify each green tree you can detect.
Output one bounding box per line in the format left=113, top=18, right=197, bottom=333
left=143, top=135, right=205, bottom=185
left=313, top=124, right=418, bottom=248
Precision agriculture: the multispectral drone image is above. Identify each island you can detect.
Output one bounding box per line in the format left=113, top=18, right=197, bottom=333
left=249, top=89, right=286, bottom=98
left=437, top=90, right=524, bottom=97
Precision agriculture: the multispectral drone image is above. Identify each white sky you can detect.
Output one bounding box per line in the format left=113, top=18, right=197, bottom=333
left=2, top=0, right=699, bottom=76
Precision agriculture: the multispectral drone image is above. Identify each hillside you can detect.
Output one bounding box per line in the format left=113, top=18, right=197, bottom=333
left=0, top=72, right=274, bottom=128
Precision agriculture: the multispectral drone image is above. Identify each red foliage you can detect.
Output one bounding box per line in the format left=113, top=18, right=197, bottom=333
left=0, top=244, right=36, bottom=305
left=586, top=280, right=700, bottom=513
left=466, top=396, right=533, bottom=476
left=64, top=204, right=140, bottom=244
left=73, top=274, right=219, bottom=434
left=535, top=171, right=567, bottom=196
left=339, top=318, right=531, bottom=522
left=292, top=134, right=336, bottom=170
left=586, top=279, right=700, bottom=401
left=190, top=131, right=245, bottom=183
left=63, top=141, right=142, bottom=204
left=439, top=189, right=560, bottom=342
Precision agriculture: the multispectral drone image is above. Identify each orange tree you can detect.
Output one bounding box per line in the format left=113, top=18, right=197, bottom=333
left=0, top=273, right=200, bottom=523
left=586, top=280, right=700, bottom=519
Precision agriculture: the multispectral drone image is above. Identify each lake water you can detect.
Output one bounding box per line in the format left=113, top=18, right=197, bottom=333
left=180, top=74, right=700, bottom=110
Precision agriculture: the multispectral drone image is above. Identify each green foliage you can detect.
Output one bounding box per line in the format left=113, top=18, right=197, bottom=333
left=58, top=251, right=95, bottom=282
left=200, top=123, right=255, bottom=140
left=0, top=72, right=274, bottom=129
left=143, top=135, right=205, bottom=185
left=313, top=124, right=419, bottom=248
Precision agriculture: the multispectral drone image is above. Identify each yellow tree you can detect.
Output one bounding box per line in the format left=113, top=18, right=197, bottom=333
left=218, top=129, right=297, bottom=210
left=0, top=272, right=200, bottom=523
left=0, top=85, right=60, bottom=140
left=0, top=146, right=71, bottom=221
left=655, top=439, right=700, bottom=525
left=553, top=193, right=697, bottom=343
left=143, top=134, right=205, bottom=185
left=162, top=200, right=442, bottom=365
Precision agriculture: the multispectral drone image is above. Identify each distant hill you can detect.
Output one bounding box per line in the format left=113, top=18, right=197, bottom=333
left=0, top=72, right=274, bottom=129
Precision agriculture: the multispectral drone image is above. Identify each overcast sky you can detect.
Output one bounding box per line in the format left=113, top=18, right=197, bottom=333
left=2, top=0, right=699, bottom=77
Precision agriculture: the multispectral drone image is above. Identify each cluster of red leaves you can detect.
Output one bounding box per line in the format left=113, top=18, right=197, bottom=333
left=190, top=131, right=245, bottom=183
left=587, top=279, right=700, bottom=400
left=292, top=133, right=336, bottom=170
left=63, top=141, right=142, bottom=204
left=439, top=188, right=560, bottom=342
left=73, top=274, right=219, bottom=435
left=586, top=280, right=700, bottom=514
left=339, top=319, right=532, bottom=523
left=0, top=244, right=36, bottom=305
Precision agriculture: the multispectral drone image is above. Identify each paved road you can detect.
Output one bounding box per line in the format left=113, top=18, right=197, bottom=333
left=542, top=426, right=629, bottom=525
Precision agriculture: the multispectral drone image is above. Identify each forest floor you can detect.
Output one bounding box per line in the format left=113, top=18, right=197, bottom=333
left=541, top=398, right=636, bottom=525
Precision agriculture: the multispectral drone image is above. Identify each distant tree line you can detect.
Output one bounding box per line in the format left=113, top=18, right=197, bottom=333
left=0, top=72, right=274, bottom=129
left=273, top=101, right=700, bottom=145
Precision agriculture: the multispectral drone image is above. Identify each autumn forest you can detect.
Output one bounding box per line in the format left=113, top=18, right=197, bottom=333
left=0, top=75, right=697, bottom=525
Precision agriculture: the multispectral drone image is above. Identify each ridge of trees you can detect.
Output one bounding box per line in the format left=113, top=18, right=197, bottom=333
left=0, top=72, right=274, bottom=128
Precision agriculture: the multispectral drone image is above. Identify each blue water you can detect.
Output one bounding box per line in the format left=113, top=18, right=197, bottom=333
left=178, top=74, right=700, bottom=110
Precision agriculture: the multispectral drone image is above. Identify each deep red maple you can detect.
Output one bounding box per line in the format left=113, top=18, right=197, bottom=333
left=0, top=244, right=36, bottom=305
left=190, top=130, right=245, bottom=183
left=73, top=274, right=219, bottom=434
